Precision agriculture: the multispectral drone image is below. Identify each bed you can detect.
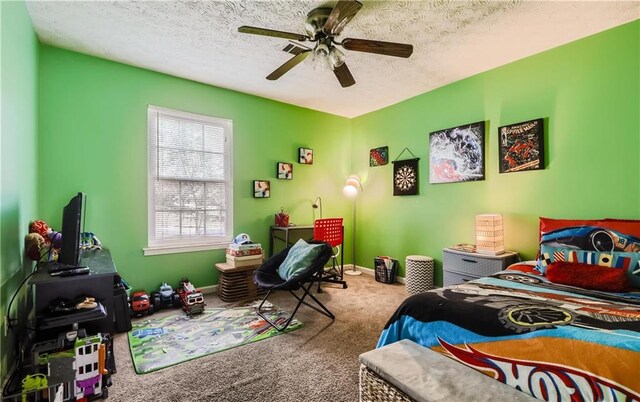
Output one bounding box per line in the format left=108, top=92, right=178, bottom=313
left=377, top=267, right=640, bottom=400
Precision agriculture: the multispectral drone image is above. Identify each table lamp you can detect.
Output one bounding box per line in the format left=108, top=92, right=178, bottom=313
left=476, top=214, right=505, bottom=255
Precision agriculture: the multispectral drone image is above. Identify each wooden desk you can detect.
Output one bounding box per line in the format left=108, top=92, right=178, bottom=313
left=215, top=262, right=267, bottom=302
left=269, top=225, right=314, bottom=256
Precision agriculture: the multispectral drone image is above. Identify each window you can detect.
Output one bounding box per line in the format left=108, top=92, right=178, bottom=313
left=145, top=106, right=233, bottom=256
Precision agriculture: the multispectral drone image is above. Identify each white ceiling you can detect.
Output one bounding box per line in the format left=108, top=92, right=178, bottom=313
left=26, top=1, right=639, bottom=118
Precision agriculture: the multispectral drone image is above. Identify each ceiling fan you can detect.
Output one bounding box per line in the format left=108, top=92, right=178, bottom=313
left=238, top=0, right=413, bottom=88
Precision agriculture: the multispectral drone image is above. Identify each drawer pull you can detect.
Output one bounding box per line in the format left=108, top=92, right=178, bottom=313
left=462, top=278, right=471, bottom=282
left=461, top=258, right=478, bottom=263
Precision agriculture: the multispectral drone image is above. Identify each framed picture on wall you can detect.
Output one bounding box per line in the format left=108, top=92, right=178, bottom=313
left=498, top=118, right=545, bottom=173
left=299, top=148, right=313, bottom=164
left=370, top=146, right=389, bottom=167
left=429, top=121, right=485, bottom=183
left=277, top=162, right=293, bottom=180
left=253, top=180, right=270, bottom=198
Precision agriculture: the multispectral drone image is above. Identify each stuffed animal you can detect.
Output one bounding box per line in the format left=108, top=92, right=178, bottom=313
left=24, top=232, right=58, bottom=262
left=27, top=220, right=60, bottom=262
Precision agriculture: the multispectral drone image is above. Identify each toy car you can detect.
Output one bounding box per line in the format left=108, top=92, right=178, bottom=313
left=176, top=278, right=205, bottom=316
left=151, top=282, right=181, bottom=310
left=130, top=290, right=154, bottom=317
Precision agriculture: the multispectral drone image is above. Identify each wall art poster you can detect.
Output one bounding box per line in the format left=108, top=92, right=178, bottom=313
left=299, top=148, right=313, bottom=164
left=429, top=121, right=485, bottom=184
left=498, top=118, right=544, bottom=173
left=277, top=162, right=293, bottom=180
left=253, top=180, right=270, bottom=198
left=370, top=146, right=389, bottom=167
left=393, top=158, right=419, bottom=196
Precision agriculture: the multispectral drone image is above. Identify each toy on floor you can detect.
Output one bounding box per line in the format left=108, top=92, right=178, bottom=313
left=30, top=329, right=115, bottom=401
left=130, top=290, right=154, bottom=317
left=177, top=278, right=206, bottom=316
left=151, top=282, right=181, bottom=310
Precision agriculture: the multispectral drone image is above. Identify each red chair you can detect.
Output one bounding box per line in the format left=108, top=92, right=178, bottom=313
left=314, top=218, right=348, bottom=292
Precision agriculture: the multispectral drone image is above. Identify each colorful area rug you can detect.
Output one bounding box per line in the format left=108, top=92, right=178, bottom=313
left=128, top=301, right=302, bottom=373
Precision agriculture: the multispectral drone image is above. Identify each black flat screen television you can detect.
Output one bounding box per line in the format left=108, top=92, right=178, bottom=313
left=59, top=192, right=85, bottom=266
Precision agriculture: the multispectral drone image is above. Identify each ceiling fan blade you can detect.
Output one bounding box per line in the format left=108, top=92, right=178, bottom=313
left=266, top=50, right=312, bottom=81
left=238, top=26, right=309, bottom=42
left=342, top=38, right=413, bottom=58
left=323, top=0, right=363, bottom=36
left=282, top=41, right=311, bottom=56
left=333, top=63, right=355, bottom=88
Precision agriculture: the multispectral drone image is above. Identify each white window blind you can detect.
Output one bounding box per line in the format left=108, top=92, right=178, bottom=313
left=145, top=106, right=233, bottom=256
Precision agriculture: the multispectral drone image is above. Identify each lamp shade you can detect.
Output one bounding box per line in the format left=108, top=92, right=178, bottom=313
left=475, top=214, right=504, bottom=255
left=343, top=175, right=362, bottom=198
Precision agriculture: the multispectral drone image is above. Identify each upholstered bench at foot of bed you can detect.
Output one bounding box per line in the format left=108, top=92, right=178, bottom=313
left=359, top=339, right=536, bottom=402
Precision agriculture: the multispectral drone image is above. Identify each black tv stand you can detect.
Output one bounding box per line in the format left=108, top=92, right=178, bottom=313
left=29, top=249, right=117, bottom=334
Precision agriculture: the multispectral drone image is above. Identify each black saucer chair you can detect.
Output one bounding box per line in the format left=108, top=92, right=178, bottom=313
left=254, top=240, right=334, bottom=331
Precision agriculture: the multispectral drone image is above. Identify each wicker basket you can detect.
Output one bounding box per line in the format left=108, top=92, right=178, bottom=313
left=359, top=364, right=413, bottom=402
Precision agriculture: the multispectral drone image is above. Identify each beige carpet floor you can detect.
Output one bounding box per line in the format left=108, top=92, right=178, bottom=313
left=109, top=273, right=408, bottom=402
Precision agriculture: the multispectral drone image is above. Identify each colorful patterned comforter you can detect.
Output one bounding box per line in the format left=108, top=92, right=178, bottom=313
left=377, top=271, right=640, bottom=401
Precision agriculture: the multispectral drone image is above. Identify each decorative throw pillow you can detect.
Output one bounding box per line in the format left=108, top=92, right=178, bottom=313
left=538, top=218, right=640, bottom=254
left=277, top=239, right=323, bottom=281
left=546, top=262, right=631, bottom=293
left=536, top=245, right=640, bottom=288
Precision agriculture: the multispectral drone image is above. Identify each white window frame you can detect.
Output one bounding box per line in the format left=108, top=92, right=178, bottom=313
left=144, top=105, right=233, bottom=256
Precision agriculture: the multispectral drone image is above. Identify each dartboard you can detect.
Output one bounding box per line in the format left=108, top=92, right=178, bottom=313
left=395, top=165, right=416, bottom=190
left=393, top=158, right=419, bottom=196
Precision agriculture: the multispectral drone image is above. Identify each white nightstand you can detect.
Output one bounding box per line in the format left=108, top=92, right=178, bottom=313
left=443, top=248, right=519, bottom=286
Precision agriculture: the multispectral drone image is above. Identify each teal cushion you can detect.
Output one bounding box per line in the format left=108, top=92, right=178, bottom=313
left=277, top=239, right=323, bottom=280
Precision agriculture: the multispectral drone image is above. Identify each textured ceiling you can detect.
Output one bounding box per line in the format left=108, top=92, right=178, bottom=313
left=26, top=1, right=639, bottom=118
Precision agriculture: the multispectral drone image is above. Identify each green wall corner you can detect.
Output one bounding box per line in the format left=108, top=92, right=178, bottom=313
left=0, top=0, right=39, bottom=384
left=351, top=20, right=640, bottom=284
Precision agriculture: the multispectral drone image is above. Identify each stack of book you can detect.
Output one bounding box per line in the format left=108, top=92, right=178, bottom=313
left=226, top=242, right=263, bottom=267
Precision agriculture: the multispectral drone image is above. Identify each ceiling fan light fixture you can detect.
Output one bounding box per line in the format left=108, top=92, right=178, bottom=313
left=329, top=46, right=345, bottom=69
left=311, top=42, right=332, bottom=71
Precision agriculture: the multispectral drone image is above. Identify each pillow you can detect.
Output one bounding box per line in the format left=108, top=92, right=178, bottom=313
left=538, top=218, right=640, bottom=253
left=536, top=245, right=640, bottom=288
left=546, top=262, right=631, bottom=292
left=277, top=239, right=323, bottom=281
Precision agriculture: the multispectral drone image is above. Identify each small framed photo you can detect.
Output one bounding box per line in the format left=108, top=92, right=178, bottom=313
left=299, top=148, right=313, bottom=164
left=498, top=118, right=544, bottom=173
left=277, top=162, right=293, bottom=180
left=253, top=180, right=270, bottom=198
left=370, top=146, right=389, bottom=167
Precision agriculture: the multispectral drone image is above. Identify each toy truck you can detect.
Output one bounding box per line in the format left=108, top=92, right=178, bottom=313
left=176, top=278, right=206, bottom=316
left=129, top=290, right=154, bottom=317
left=150, top=282, right=180, bottom=310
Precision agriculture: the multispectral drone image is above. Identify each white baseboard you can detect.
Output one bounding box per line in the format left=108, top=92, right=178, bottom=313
left=204, top=265, right=407, bottom=294
left=343, top=264, right=406, bottom=284
left=200, top=284, right=218, bottom=295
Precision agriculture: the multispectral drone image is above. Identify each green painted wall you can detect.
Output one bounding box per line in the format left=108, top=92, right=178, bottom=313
left=38, top=46, right=352, bottom=292
left=351, top=20, right=640, bottom=285
left=0, top=0, right=39, bottom=383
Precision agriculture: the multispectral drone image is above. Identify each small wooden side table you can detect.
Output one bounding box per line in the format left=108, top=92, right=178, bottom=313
left=214, top=262, right=267, bottom=302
